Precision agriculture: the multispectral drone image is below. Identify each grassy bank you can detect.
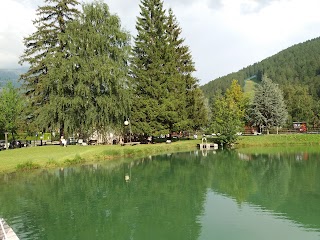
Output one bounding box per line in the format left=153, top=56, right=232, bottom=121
left=0, top=140, right=200, bottom=174
left=237, top=134, right=320, bottom=147
left=1, top=134, right=320, bottom=174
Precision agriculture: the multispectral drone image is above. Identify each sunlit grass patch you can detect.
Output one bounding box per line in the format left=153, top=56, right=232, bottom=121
left=63, top=154, right=85, bottom=166
left=16, top=161, right=40, bottom=171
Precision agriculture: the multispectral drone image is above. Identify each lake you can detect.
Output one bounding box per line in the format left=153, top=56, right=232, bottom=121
left=0, top=147, right=320, bottom=239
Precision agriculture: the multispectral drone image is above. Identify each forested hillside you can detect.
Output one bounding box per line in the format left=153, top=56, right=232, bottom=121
left=0, top=67, right=27, bottom=89
left=201, top=37, right=320, bottom=100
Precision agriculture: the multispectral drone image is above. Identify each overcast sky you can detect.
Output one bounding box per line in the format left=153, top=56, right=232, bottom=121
left=1, top=0, right=320, bottom=85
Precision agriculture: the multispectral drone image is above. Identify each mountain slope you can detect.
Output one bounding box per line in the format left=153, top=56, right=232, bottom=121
left=201, top=37, right=320, bottom=100
left=0, top=67, right=28, bottom=89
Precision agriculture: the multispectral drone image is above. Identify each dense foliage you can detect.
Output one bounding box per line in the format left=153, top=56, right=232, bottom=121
left=130, top=0, right=207, bottom=136
left=43, top=2, right=131, bottom=137
left=247, top=76, right=288, bottom=134
left=19, top=0, right=80, bottom=136
left=210, top=80, right=247, bottom=144
left=0, top=82, right=24, bottom=138
left=19, top=0, right=130, bottom=138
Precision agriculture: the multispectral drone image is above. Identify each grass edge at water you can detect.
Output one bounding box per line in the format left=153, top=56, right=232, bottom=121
left=0, top=140, right=199, bottom=174
left=2, top=134, right=320, bottom=174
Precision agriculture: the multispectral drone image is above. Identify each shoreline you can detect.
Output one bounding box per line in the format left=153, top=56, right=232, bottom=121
left=1, top=134, right=320, bottom=174
left=0, top=140, right=200, bottom=174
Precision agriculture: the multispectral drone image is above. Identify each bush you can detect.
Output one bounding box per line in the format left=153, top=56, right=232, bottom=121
left=63, top=154, right=85, bottom=165
left=16, top=161, right=40, bottom=171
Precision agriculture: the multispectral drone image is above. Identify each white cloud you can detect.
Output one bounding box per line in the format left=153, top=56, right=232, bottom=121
left=1, top=0, right=320, bottom=84
left=0, top=0, right=35, bottom=68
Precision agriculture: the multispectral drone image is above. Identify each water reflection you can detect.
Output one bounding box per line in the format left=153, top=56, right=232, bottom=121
left=0, top=149, right=319, bottom=239
left=200, top=191, right=320, bottom=240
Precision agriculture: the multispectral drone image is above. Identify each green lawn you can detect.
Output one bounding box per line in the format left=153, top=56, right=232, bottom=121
left=1, top=134, right=320, bottom=174
left=0, top=140, right=200, bottom=173
left=237, top=134, right=320, bottom=147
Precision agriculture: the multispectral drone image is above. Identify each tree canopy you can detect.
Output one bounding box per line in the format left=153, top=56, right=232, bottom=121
left=19, top=0, right=80, bottom=136
left=0, top=82, right=24, bottom=138
left=210, top=80, right=247, bottom=144
left=43, top=1, right=131, bottom=136
left=19, top=0, right=131, bottom=137
left=248, top=76, right=288, bottom=133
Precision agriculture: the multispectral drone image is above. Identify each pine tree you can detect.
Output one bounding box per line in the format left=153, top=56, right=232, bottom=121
left=131, top=1, right=207, bottom=136
left=19, top=0, right=80, bottom=135
left=166, top=9, right=208, bottom=131
left=41, top=1, right=131, bottom=136
left=187, top=88, right=209, bottom=131
left=250, top=75, right=288, bottom=134
left=130, top=0, right=173, bottom=135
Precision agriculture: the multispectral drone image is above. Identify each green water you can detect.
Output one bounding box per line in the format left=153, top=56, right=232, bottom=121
left=0, top=148, right=320, bottom=240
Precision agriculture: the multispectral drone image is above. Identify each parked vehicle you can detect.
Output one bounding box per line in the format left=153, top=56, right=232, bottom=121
left=10, top=140, right=23, bottom=149
left=0, top=140, right=10, bottom=150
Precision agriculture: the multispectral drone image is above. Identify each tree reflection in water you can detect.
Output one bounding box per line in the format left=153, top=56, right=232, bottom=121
left=0, top=148, right=319, bottom=239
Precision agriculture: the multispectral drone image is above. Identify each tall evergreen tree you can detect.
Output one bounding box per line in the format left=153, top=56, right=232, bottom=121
left=187, top=87, right=209, bottom=131
left=44, top=1, right=131, bottom=136
left=19, top=0, right=80, bottom=135
left=160, top=8, right=187, bottom=132
left=130, top=0, right=174, bottom=135
left=250, top=76, right=288, bottom=134
left=131, top=1, right=207, bottom=135
left=166, top=9, right=208, bottom=131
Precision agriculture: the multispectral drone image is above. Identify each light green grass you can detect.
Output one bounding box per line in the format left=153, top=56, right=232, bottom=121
left=2, top=135, right=320, bottom=174
left=237, top=134, right=320, bottom=147
left=0, top=140, right=200, bottom=173
left=236, top=145, right=320, bottom=155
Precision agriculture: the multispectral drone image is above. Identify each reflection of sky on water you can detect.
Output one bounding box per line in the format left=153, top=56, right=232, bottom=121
left=199, top=191, right=320, bottom=240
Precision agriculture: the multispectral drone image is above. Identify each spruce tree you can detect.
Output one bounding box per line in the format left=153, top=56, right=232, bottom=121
left=44, top=1, right=131, bottom=136
left=19, top=0, right=80, bottom=135
left=131, top=1, right=207, bottom=136
left=130, top=0, right=172, bottom=135
left=166, top=9, right=208, bottom=132
left=250, top=75, right=288, bottom=134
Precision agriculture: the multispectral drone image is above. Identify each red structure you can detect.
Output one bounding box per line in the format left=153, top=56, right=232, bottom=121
left=293, top=122, right=307, bottom=133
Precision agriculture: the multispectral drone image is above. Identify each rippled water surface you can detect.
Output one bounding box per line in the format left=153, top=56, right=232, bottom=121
left=0, top=147, right=320, bottom=239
